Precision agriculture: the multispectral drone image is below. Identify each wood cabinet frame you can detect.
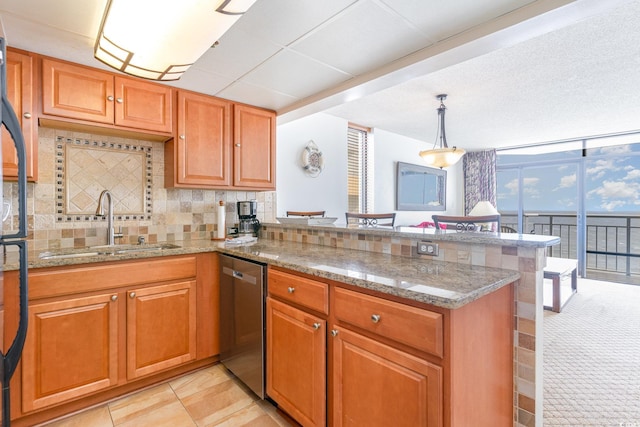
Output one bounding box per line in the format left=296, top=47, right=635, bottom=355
left=2, top=253, right=218, bottom=426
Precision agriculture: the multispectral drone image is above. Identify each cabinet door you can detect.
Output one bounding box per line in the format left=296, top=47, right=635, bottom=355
left=115, top=76, right=173, bottom=133
left=331, top=327, right=443, bottom=427
left=3, top=50, right=37, bottom=181
left=266, top=297, right=325, bottom=427
left=42, top=58, right=114, bottom=124
left=126, top=280, right=196, bottom=380
left=21, top=293, right=119, bottom=412
left=233, top=104, right=275, bottom=189
left=174, top=91, right=231, bottom=187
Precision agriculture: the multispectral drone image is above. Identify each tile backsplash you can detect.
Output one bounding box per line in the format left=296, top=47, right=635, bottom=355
left=2, top=127, right=276, bottom=251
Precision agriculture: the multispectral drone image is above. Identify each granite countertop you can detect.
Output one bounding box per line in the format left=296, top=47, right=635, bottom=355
left=264, top=221, right=560, bottom=248
left=3, top=238, right=520, bottom=310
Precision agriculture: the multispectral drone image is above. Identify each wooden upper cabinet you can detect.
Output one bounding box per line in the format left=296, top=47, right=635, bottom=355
left=3, top=49, right=37, bottom=181
left=41, top=58, right=172, bottom=134
left=115, top=76, right=172, bottom=133
left=233, top=104, right=276, bottom=189
left=42, top=58, right=114, bottom=124
left=167, top=91, right=231, bottom=187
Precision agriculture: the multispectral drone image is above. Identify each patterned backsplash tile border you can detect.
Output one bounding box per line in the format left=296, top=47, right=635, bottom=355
left=55, top=135, right=153, bottom=222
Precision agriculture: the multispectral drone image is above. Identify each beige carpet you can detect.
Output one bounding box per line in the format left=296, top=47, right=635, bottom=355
left=544, top=278, right=640, bottom=425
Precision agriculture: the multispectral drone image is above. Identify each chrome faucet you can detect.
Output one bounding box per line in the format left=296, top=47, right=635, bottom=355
left=96, top=190, right=123, bottom=245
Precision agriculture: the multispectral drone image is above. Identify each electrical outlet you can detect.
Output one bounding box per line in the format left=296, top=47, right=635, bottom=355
left=417, top=241, right=439, bottom=256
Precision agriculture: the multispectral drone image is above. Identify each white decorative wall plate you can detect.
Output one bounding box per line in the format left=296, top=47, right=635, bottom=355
left=301, top=140, right=324, bottom=177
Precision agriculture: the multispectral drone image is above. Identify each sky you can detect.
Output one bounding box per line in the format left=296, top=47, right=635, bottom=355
left=497, top=144, right=640, bottom=213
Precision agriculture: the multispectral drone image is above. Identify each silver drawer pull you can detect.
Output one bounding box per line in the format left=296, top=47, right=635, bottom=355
left=287, top=287, right=295, bottom=293
left=331, top=330, right=339, bottom=337
left=312, top=322, right=321, bottom=330
left=371, top=314, right=381, bottom=323
left=111, top=295, right=118, bottom=301
left=129, top=292, right=136, bottom=299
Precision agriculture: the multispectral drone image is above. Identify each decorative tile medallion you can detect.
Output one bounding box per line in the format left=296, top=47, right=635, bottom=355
left=55, top=136, right=153, bottom=222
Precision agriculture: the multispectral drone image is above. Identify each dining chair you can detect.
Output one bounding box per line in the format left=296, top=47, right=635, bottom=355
left=345, top=212, right=396, bottom=227
left=500, top=225, right=517, bottom=233
left=431, top=214, right=501, bottom=232
left=286, top=211, right=325, bottom=217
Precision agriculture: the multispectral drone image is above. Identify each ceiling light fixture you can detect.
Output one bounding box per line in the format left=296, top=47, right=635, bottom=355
left=419, top=94, right=466, bottom=168
left=94, top=0, right=257, bottom=81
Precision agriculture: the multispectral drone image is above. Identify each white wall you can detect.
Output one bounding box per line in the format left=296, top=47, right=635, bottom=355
left=372, top=128, right=462, bottom=226
left=276, top=113, right=349, bottom=219
left=276, top=113, right=463, bottom=224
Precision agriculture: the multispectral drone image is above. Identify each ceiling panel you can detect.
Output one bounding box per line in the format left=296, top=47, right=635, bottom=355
left=291, top=0, right=432, bottom=76
left=217, top=81, right=298, bottom=110
left=241, top=49, right=353, bottom=99
left=231, top=0, right=358, bottom=46
left=190, top=29, right=282, bottom=80
left=1, top=0, right=636, bottom=150
left=0, top=0, right=106, bottom=37
left=380, top=0, right=537, bottom=42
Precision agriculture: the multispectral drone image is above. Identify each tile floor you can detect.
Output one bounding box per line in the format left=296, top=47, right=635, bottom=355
left=41, top=364, right=297, bottom=427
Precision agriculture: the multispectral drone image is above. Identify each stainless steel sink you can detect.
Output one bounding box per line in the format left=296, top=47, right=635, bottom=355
left=38, top=251, right=104, bottom=260
left=112, top=243, right=181, bottom=254
left=39, top=243, right=181, bottom=260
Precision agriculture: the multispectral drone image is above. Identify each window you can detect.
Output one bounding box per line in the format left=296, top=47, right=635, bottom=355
left=347, top=124, right=373, bottom=213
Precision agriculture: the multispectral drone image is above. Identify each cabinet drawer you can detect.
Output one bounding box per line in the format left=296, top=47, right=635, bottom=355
left=268, top=269, right=329, bottom=315
left=334, top=287, right=443, bottom=357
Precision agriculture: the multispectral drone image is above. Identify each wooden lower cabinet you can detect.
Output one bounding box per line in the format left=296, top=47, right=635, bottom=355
left=266, top=297, right=326, bottom=427
left=266, top=268, right=513, bottom=427
left=10, top=254, right=217, bottom=424
left=22, top=293, right=119, bottom=412
left=331, top=326, right=442, bottom=427
left=127, top=280, right=197, bottom=380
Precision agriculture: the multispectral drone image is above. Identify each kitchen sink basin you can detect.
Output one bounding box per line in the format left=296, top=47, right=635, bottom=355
left=39, top=243, right=181, bottom=260
left=38, top=251, right=104, bottom=260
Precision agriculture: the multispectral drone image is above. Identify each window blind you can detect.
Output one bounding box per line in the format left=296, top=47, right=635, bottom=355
left=347, top=124, right=372, bottom=213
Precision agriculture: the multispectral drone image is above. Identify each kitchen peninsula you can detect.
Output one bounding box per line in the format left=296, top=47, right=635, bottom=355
left=2, top=224, right=557, bottom=426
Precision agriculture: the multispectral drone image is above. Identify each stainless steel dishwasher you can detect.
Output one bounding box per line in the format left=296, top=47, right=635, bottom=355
left=219, top=254, right=266, bottom=398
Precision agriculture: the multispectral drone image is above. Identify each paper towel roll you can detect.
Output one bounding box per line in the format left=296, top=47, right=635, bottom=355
left=217, top=201, right=226, bottom=239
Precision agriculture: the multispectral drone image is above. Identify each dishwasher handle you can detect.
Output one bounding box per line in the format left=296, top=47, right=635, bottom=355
left=222, top=266, right=258, bottom=285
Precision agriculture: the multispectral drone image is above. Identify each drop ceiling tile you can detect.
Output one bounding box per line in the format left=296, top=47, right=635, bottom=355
left=167, top=68, right=235, bottom=97
left=240, top=49, right=352, bottom=99
left=0, top=0, right=106, bottom=37
left=291, top=0, right=432, bottom=76
left=191, top=29, right=282, bottom=79
left=379, top=0, right=536, bottom=42
left=232, top=0, right=358, bottom=46
left=217, top=81, right=297, bottom=111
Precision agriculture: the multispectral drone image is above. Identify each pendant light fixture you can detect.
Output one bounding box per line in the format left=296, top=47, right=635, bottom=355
left=419, top=94, right=466, bottom=168
left=94, top=0, right=257, bottom=81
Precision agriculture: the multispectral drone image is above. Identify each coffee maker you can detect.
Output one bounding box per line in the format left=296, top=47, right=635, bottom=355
left=237, top=200, right=260, bottom=236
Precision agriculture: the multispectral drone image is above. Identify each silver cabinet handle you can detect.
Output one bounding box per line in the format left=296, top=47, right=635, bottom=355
left=287, top=287, right=295, bottom=293
left=107, top=95, right=114, bottom=102
left=23, top=112, right=31, bottom=119
left=111, top=295, right=118, bottom=301
left=235, top=143, right=241, bottom=147
left=371, top=314, right=381, bottom=323
left=129, top=292, right=136, bottom=299
left=179, top=135, right=185, bottom=140
left=312, top=322, right=321, bottom=330
left=330, top=330, right=339, bottom=337
left=116, top=97, right=123, bottom=103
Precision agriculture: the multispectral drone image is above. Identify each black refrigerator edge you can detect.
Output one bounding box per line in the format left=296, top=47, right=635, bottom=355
left=0, top=18, right=30, bottom=427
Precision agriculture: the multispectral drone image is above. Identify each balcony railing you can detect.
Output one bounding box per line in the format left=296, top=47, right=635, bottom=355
left=501, top=213, right=640, bottom=279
